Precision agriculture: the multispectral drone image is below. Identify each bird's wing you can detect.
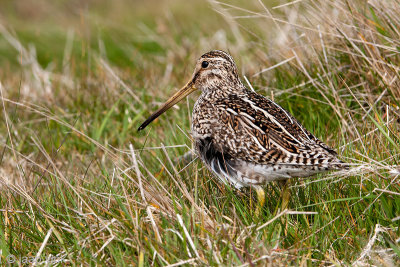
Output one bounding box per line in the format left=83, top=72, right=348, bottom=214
left=214, top=91, right=340, bottom=166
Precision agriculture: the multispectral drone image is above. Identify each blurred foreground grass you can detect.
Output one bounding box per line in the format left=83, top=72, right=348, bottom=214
left=0, top=0, right=399, bottom=265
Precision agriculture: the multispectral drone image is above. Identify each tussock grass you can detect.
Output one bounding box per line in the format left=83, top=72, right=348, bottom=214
left=0, top=0, right=399, bottom=265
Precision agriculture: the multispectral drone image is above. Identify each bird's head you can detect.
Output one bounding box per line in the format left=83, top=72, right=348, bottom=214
left=138, top=50, right=242, bottom=131
left=191, top=50, right=241, bottom=93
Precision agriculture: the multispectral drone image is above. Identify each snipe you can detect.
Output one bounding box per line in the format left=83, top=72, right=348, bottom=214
left=138, top=50, right=346, bottom=210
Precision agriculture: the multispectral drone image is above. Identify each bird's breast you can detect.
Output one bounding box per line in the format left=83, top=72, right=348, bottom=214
left=191, top=97, right=219, bottom=139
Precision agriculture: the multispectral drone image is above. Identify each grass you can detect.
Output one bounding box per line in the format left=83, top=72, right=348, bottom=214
left=0, top=0, right=399, bottom=265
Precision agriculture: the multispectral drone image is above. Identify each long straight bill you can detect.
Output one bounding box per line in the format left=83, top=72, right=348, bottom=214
left=138, top=81, right=196, bottom=131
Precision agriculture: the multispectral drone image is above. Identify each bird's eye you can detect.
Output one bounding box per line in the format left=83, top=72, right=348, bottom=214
left=201, top=61, right=209, bottom=68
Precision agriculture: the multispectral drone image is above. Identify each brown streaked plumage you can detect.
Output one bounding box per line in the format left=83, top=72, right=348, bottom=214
left=138, top=50, right=346, bottom=190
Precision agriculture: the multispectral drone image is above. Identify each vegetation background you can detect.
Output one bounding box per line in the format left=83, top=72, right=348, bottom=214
left=0, top=0, right=399, bottom=265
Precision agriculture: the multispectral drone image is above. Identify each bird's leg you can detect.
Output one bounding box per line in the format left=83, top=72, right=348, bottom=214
left=176, top=150, right=196, bottom=164
left=254, top=185, right=265, bottom=217
left=279, top=179, right=291, bottom=212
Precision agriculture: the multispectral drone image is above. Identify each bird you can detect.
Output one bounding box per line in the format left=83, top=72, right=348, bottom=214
left=138, top=50, right=346, bottom=212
